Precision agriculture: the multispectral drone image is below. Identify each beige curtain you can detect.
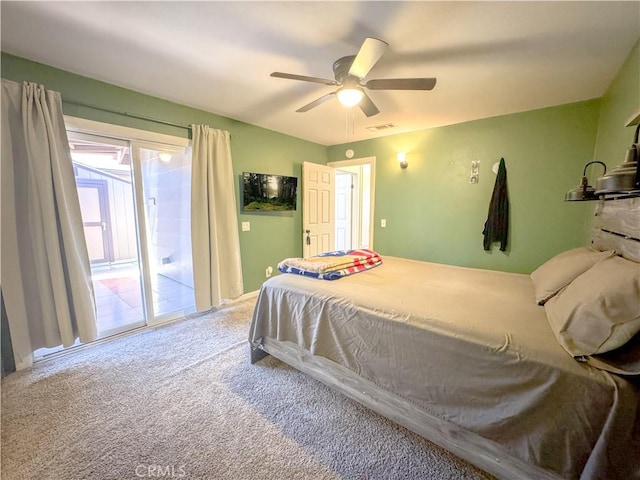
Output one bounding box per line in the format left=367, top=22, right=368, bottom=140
left=190, top=125, right=243, bottom=311
left=1, top=79, right=97, bottom=369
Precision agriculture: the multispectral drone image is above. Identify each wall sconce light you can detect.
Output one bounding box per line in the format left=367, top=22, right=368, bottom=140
left=594, top=123, right=640, bottom=196
left=565, top=161, right=607, bottom=201
left=397, top=152, right=408, bottom=169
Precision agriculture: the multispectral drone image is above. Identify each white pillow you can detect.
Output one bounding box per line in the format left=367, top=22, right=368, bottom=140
left=544, top=255, right=640, bottom=356
left=530, top=247, right=615, bottom=305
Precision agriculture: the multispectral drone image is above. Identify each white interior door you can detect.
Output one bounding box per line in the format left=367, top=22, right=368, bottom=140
left=335, top=171, right=354, bottom=250
left=302, top=161, right=335, bottom=257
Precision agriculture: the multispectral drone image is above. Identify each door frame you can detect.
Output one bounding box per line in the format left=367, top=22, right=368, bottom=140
left=335, top=170, right=358, bottom=250
left=328, top=156, right=376, bottom=250
left=76, top=177, right=114, bottom=264
left=65, top=116, right=191, bottom=327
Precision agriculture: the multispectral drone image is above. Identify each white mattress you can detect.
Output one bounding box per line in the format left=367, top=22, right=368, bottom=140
left=249, top=256, right=640, bottom=479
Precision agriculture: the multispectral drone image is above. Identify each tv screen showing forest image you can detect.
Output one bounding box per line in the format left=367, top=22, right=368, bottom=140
left=242, top=172, right=298, bottom=211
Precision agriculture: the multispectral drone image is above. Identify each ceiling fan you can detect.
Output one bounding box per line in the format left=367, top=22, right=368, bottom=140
left=271, top=37, right=437, bottom=117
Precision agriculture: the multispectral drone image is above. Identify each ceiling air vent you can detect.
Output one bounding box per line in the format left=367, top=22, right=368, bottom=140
left=366, top=123, right=397, bottom=132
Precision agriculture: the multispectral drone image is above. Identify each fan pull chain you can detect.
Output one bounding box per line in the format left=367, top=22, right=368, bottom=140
left=344, top=107, right=356, bottom=141
left=352, top=108, right=356, bottom=135
left=345, top=107, right=349, bottom=141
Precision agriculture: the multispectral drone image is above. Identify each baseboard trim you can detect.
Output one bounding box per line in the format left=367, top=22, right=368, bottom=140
left=34, top=291, right=259, bottom=366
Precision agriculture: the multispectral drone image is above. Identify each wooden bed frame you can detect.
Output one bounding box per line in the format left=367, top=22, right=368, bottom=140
left=250, top=197, right=639, bottom=480
left=251, top=338, right=561, bottom=480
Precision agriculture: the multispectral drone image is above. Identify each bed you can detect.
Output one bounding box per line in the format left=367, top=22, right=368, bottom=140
left=248, top=198, right=640, bottom=480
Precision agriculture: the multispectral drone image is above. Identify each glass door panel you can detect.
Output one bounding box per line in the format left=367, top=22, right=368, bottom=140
left=137, top=146, right=195, bottom=319
left=68, top=131, right=146, bottom=337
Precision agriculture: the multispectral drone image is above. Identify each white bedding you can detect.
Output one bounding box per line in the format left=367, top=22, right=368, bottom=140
left=249, top=256, right=640, bottom=479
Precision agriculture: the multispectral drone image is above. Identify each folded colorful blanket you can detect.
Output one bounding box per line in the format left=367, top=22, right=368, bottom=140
left=278, top=249, right=383, bottom=280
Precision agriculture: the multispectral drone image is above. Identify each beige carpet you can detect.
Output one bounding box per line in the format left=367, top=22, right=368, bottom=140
left=1, top=295, right=493, bottom=480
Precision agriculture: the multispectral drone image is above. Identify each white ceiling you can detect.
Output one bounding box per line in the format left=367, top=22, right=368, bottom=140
left=1, top=1, right=638, bottom=146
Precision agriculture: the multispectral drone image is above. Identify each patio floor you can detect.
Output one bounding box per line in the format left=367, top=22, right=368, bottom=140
left=92, top=262, right=195, bottom=335
left=34, top=263, right=195, bottom=360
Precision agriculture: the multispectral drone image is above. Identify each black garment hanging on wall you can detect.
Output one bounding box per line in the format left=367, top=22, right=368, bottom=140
left=483, top=158, right=509, bottom=251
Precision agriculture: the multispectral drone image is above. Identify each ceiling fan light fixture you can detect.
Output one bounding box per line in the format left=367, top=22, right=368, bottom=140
left=336, top=86, right=364, bottom=107
left=272, top=37, right=436, bottom=116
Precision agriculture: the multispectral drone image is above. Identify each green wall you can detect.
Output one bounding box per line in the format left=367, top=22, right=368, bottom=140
left=328, top=100, right=601, bottom=274
left=3, top=40, right=637, bottom=286
left=326, top=39, right=639, bottom=276
left=1, top=53, right=327, bottom=293
left=593, top=39, right=640, bottom=174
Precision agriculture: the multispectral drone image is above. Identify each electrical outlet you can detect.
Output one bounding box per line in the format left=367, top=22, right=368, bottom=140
left=241, top=221, right=250, bottom=232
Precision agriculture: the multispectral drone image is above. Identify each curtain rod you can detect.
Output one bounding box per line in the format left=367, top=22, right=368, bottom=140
left=63, top=99, right=191, bottom=131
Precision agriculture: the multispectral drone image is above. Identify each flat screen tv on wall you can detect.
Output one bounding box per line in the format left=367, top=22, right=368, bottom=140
left=242, top=172, right=298, bottom=212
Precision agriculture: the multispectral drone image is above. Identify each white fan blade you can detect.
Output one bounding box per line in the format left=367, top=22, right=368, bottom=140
left=348, top=37, right=389, bottom=79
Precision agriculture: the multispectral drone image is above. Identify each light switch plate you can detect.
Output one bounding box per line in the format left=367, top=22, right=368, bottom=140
left=381, top=219, right=387, bottom=228
left=241, top=221, right=250, bottom=232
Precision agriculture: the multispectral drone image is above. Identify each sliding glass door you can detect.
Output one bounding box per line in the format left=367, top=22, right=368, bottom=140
left=61, top=129, right=195, bottom=343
